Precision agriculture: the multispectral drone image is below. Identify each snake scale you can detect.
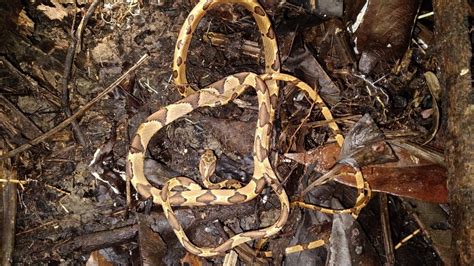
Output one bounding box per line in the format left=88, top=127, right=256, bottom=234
left=127, top=0, right=370, bottom=258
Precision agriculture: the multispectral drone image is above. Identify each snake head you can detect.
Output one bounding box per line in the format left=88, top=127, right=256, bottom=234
left=199, top=149, right=217, bottom=179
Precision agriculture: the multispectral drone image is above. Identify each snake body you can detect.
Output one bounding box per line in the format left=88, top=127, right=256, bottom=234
left=127, top=0, right=369, bottom=258
left=128, top=72, right=290, bottom=256
left=172, top=0, right=280, bottom=99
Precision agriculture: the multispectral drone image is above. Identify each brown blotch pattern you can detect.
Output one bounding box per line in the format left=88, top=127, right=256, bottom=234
left=255, top=78, right=267, bottom=94
left=130, top=135, right=144, bottom=153
left=254, top=177, right=266, bottom=194
left=258, top=101, right=270, bottom=127
left=271, top=58, right=280, bottom=71
left=166, top=209, right=181, bottom=231
left=172, top=70, right=178, bottom=78
left=254, top=6, right=266, bottom=16
left=255, top=136, right=268, bottom=163
left=188, top=14, right=195, bottom=23
left=228, top=92, right=238, bottom=101
left=160, top=183, right=170, bottom=202
left=170, top=194, right=187, bottom=206
left=211, top=79, right=226, bottom=94
left=177, top=40, right=184, bottom=50
left=270, top=93, right=278, bottom=107
left=241, top=231, right=267, bottom=238
left=202, top=0, right=212, bottom=10
left=316, top=102, right=326, bottom=109
left=176, top=56, right=183, bottom=66
left=196, top=191, right=217, bottom=203
left=185, top=93, right=200, bottom=109
left=290, top=80, right=300, bottom=88
left=234, top=72, right=249, bottom=84
left=214, top=239, right=234, bottom=253
left=228, top=192, right=247, bottom=204
left=178, top=86, right=186, bottom=95
left=147, top=108, right=168, bottom=124
left=186, top=25, right=192, bottom=35
left=266, top=27, right=276, bottom=39
left=301, top=243, right=310, bottom=250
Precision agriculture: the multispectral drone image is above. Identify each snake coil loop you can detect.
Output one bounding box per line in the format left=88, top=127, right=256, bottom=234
left=127, top=0, right=370, bottom=258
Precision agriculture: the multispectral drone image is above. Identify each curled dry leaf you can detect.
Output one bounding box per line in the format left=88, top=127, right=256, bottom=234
left=285, top=142, right=447, bottom=203
left=354, top=0, right=421, bottom=73
left=338, top=114, right=397, bottom=167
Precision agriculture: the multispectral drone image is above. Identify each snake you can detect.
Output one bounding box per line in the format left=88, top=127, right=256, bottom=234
left=127, top=0, right=370, bottom=258
left=199, top=149, right=243, bottom=189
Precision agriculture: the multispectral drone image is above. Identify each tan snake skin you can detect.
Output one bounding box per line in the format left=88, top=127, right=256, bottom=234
left=127, top=0, right=370, bottom=257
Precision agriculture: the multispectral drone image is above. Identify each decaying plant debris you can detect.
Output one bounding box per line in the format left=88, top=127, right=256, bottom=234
left=0, top=0, right=471, bottom=265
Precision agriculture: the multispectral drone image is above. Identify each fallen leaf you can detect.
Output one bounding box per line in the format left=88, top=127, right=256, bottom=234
left=285, top=143, right=448, bottom=203
left=181, top=252, right=205, bottom=266
left=37, top=0, right=68, bottom=21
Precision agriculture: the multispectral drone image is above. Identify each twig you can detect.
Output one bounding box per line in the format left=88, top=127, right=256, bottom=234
left=75, top=0, right=101, bottom=51
left=300, top=164, right=343, bottom=197
left=0, top=54, right=149, bottom=159
left=0, top=157, right=18, bottom=265
left=0, top=178, right=28, bottom=185
left=16, top=220, right=61, bottom=236
left=45, top=183, right=71, bottom=195
left=394, top=229, right=421, bottom=249
left=126, top=120, right=132, bottom=212
left=285, top=103, right=314, bottom=153
left=60, top=0, right=102, bottom=146
left=303, top=114, right=362, bottom=129
left=380, top=194, right=395, bottom=265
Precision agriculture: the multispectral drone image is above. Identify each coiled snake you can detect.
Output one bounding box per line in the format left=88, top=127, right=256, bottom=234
left=127, top=0, right=370, bottom=258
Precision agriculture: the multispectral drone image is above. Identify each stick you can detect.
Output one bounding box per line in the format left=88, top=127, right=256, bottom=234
left=60, top=0, right=102, bottom=146
left=0, top=54, right=149, bottom=159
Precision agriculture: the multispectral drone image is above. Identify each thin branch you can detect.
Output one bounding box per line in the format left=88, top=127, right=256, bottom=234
left=60, top=0, right=102, bottom=146
left=0, top=54, right=149, bottom=159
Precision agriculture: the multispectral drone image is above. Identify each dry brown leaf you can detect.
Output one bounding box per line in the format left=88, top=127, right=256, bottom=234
left=181, top=252, right=205, bottom=266
left=85, top=250, right=114, bottom=266
left=285, top=143, right=448, bottom=203
left=37, top=0, right=69, bottom=21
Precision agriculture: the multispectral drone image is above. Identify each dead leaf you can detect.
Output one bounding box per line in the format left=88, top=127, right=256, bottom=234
left=284, top=44, right=341, bottom=106
left=137, top=214, right=168, bottom=265
left=338, top=114, right=397, bottom=167
left=181, top=252, right=205, bottom=266
left=37, top=0, right=69, bottom=21
left=86, top=250, right=114, bottom=266
left=285, top=142, right=448, bottom=203
left=354, top=0, right=421, bottom=73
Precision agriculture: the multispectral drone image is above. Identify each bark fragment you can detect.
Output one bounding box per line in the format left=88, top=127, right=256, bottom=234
left=433, top=0, right=473, bottom=264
